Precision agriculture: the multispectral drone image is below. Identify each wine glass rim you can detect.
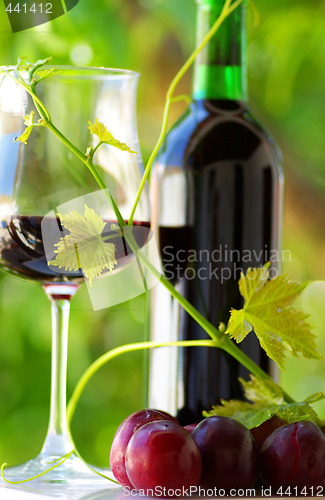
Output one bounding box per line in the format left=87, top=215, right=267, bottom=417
left=0, top=65, right=140, bottom=80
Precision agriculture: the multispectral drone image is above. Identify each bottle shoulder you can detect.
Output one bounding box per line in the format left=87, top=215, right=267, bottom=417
left=155, top=99, right=283, bottom=169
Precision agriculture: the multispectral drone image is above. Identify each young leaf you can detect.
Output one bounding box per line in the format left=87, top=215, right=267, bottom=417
left=14, top=127, right=33, bottom=145
left=36, top=68, right=60, bottom=82
left=24, top=111, right=35, bottom=127
left=14, top=111, right=36, bottom=144
left=204, top=376, right=325, bottom=429
left=225, top=264, right=321, bottom=368
left=303, top=393, right=325, bottom=404
left=240, top=376, right=284, bottom=405
left=48, top=205, right=117, bottom=286
left=16, top=56, right=51, bottom=72
left=88, top=119, right=136, bottom=153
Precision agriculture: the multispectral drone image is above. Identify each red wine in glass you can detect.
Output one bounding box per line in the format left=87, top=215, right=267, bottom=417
left=0, top=215, right=151, bottom=283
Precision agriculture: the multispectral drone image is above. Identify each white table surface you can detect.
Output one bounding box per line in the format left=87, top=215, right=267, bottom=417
left=0, top=483, right=316, bottom=500
left=0, top=481, right=123, bottom=500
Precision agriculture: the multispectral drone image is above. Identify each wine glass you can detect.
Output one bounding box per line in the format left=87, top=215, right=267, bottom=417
left=0, top=66, right=150, bottom=484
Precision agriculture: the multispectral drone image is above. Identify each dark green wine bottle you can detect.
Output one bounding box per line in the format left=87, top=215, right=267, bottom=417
left=148, top=0, right=284, bottom=425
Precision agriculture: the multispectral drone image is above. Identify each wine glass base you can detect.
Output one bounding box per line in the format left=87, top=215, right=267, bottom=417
left=1, top=452, right=119, bottom=486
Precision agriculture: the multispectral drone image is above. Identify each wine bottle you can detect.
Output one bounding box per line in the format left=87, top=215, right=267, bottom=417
left=148, top=0, right=284, bottom=425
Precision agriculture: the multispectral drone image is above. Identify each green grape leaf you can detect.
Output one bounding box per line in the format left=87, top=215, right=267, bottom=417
left=48, top=204, right=117, bottom=286
left=203, top=399, right=276, bottom=429
left=275, top=402, right=320, bottom=425
left=88, top=119, right=136, bottom=153
left=203, top=376, right=325, bottom=429
left=225, top=263, right=321, bottom=368
left=14, top=111, right=36, bottom=144
left=204, top=401, right=321, bottom=429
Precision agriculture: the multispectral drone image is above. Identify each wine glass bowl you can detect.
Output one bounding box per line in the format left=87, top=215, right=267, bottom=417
left=0, top=66, right=149, bottom=484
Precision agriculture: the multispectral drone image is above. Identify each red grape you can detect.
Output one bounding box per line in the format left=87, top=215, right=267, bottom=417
left=251, top=415, right=287, bottom=450
left=192, top=416, right=258, bottom=490
left=260, top=421, right=325, bottom=489
left=125, top=420, right=202, bottom=493
left=109, top=409, right=176, bottom=487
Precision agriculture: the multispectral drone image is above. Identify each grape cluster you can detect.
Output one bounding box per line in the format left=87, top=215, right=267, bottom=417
left=110, top=409, right=325, bottom=495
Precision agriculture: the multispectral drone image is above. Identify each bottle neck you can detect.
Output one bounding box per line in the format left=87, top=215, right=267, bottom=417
left=193, top=0, right=248, bottom=101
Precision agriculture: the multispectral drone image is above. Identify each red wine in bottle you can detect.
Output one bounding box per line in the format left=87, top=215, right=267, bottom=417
left=148, top=0, right=284, bottom=425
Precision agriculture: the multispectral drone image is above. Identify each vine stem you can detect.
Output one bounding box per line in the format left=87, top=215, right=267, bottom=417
left=66, top=334, right=293, bottom=427
left=1, top=452, right=73, bottom=485
left=128, top=0, right=244, bottom=225
left=67, top=340, right=220, bottom=424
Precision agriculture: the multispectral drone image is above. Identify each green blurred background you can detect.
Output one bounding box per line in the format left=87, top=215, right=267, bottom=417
left=0, top=0, right=325, bottom=468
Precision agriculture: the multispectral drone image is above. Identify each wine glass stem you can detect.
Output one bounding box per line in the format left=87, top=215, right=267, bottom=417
left=40, top=294, right=74, bottom=458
